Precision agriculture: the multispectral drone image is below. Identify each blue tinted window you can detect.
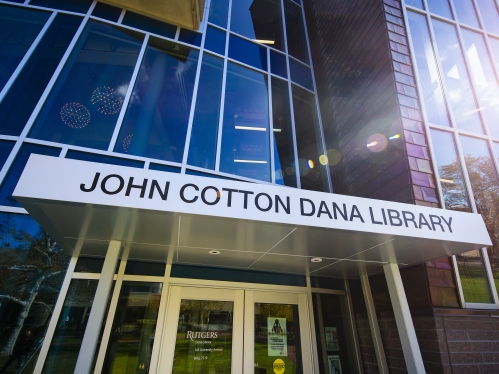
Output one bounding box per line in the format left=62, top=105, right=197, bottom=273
left=0, top=143, right=60, bottom=207
left=179, top=28, right=202, bottom=47
left=0, top=141, right=15, bottom=169
left=220, top=63, right=270, bottom=181
left=92, top=2, right=122, bottom=22
left=284, top=0, right=309, bottom=64
left=272, top=78, right=296, bottom=187
left=186, top=169, right=236, bottom=180
left=0, top=5, right=50, bottom=92
left=289, top=58, right=313, bottom=90
left=115, top=38, right=199, bottom=163
left=65, top=150, right=144, bottom=168
left=149, top=163, right=181, bottom=173
left=204, top=26, right=226, bottom=55
left=228, top=34, right=267, bottom=71
left=188, top=54, right=224, bottom=170
left=30, top=0, right=93, bottom=13
left=427, top=0, right=453, bottom=19
left=270, top=50, right=287, bottom=78
left=476, top=0, right=499, bottom=35
left=0, top=14, right=81, bottom=136
left=208, top=0, right=229, bottom=28
left=453, top=0, right=479, bottom=28
left=29, top=21, right=143, bottom=150
left=123, top=11, right=176, bottom=39
left=230, top=0, right=284, bottom=51
left=406, top=0, right=424, bottom=8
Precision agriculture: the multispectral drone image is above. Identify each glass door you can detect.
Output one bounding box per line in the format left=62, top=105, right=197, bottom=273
left=243, top=291, right=314, bottom=374
left=157, top=286, right=244, bottom=373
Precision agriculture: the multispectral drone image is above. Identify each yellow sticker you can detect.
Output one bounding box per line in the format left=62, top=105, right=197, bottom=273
left=273, top=358, right=285, bottom=374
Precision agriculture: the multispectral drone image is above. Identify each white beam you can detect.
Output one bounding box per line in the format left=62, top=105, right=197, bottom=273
left=383, top=262, right=425, bottom=374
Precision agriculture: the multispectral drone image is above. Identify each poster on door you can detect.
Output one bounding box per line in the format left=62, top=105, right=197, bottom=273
left=327, top=355, right=342, bottom=374
left=267, top=318, right=287, bottom=356
left=325, top=327, right=339, bottom=351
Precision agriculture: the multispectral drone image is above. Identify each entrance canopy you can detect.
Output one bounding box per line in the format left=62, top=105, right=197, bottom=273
left=13, top=155, right=491, bottom=278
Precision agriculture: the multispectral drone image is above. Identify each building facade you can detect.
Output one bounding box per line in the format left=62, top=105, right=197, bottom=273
left=0, top=0, right=497, bottom=373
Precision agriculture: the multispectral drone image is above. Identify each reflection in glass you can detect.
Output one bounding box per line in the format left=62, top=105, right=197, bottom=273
left=292, top=85, right=328, bottom=192
left=188, top=54, right=224, bottom=170
left=430, top=129, right=470, bottom=211
left=270, top=50, right=287, bottom=78
left=405, top=0, right=424, bottom=9
left=122, top=11, right=176, bottom=39
left=432, top=20, right=483, bottom=134
left=254, top=303, right=302, bottom=374
left=172, top=299, right=233, bottom=373
left=92, top=2, right=122, bottom=22
left=220, top=63, right=270, bottom=181
left=0, top=213, right=69, bottom=374
left=0, top=14, right=81, bottom=136
left=178, top=29, right=202, bottom=47
left=102, top=282, right=162, bottom=374
left=204, top=26, right=226, bottom=56
left=476, top=0, right=499, bottom=35
left=284, top=0, right=309, bottom=64
left=0, top=5, right=49, bottom=92
left=208, top=0, right=229, bottom=28
left=230, top=0, right=284, bottom=51
left=462, top=29, right=499, bottom=138
left=0, top=143, right=60, bottom=207
left=489, top=37, right=499, bottom=74
left=460, top=135, right=499, bottom=301
left=456, top=250, right=493, bottom=303
left=228, top=34, right=267, bottom=71
left=427, top=0, right=453, bottom=18
left=115, top=38, right=199, bottom=162
left=272, top=78, right=296, bottom=187
left=289, top=58, right=313, bottom=91
left=29, top=0, right=93, bottom=13
left=452, top=0, right=479, bottom=28
left=407, top=12, right=449, bottom=127
left=29, top=21, right=143, bottom=150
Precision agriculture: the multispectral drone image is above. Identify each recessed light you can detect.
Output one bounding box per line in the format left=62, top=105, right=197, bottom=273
left=209, top=250, right=221, bottom=255
left=311, top=257, right=322, bottom=263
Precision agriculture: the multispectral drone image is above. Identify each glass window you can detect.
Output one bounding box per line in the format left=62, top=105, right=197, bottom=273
left=172, top=299, right=233, bottom=373
left=489, top=37, right=499, bottom=75
left=0, top=143, right=60, bottom=207
left=219, top=62, right=270, bottom=181
left=92, top=2, right=122, bottom=23
left=456, top=250, right=493, bottom=303
left=0, top=213, right=69, bottom=374
left=228, top=34, right=267, bottom=71
left=270, top=50, right=287, bottom=78
left=462, top=29, right=499, bottom=138
left=208, top=0, right=229, bottom=28
left=272, top=78, right=297, bottom=187
left=230, top=0, right=285, bottom=52
left=188, top=53, right=224, bottom=170
left=149, top=163, right=181, bottom=173
left=30, top=0, right=93, bottom=13
left=289, top=58, right=313, bottom=91
left=427, top=0, right=453, bottom=19
left=254, top=303, right=302, bottom=374
left=65, top=150, right=144, bottom=168
left=28, top=21, right=143, bottom=150
left=432, top=19, right=483, bottom=133
left=114, top=38, right=199, bottom=163
left=0, top=5, right=50, bottom=92
left=292, top=85, right=328, bottom=192
left=204, top=26, right=226, bottom=56
left=460, top=135, right=499, bottom=301
left=178, top=29, right=202, bottom=47
left=407, top=12, right=450, bottom=127
left=476, top=0, right=499, bottom=35
left=102, top=282, right=162, bottom=374
left=124, top=260, right=166, bottom=276
left=0, top=14, right=81, bottom=136
left=0, top=140, right=14, bottom=169
left=430, top=129, right=471, bottom=211
left=122, top=11, right=176, bottom=39
left=405, top=0, right=424, bottom=9
left=284, top=0, right=309, bottom=64
left=75, top=256, right=105, bottom=273
left=452, top=0, right=479, bottom=28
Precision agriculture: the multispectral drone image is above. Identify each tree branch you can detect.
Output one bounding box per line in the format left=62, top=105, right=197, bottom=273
left=33, top=301, right=53, bottom=314
left=0, top=294, right=27, bottom=307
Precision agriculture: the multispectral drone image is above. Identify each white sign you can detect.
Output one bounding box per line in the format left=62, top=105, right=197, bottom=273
left=13, top=155, right=491, bottom=246
left=268, top=318, right=287, bottom=356
left=328, top=355, right=342, bottom=374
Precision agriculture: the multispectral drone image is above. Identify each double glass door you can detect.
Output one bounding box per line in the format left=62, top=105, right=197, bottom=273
left=157, top=286, right=314, bottom=374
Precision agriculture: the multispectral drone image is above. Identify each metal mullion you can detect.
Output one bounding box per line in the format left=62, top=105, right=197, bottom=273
left=0, top=6, right=94, bottom=188
left=214, top=0, right=232, bottom=171
left=92, top=245, right=130, bottom=374
left=0, top=12, right=57, bottom=105
left=33, top=256, right=78, bottom=374
left=0, top=135, right=19, bottom=141
left=117, top=9, right=125, bottom=23
left=298, top=0, right=332, bottom=192
left=268, top=47, right=275, bottom=184
left=226, top=56, right=268, bottom=74
left=481, top=246, right=499, bottom=303
left=174, top=26, right=180, bottom=40
left=107, top=33, right=149, bottom=152
left=280, top=0, right=300, bottom=189
left=451, top=255, right=467, bottom=307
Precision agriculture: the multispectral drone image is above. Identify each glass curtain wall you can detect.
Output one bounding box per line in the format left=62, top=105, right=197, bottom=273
left=406, top=0, right=499, bottom=305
